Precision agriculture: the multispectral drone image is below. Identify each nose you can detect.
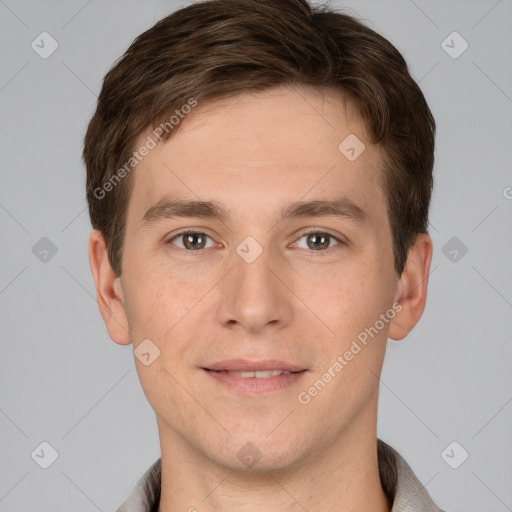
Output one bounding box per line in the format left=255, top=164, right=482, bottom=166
left=216, top=242, right=294, bottom=334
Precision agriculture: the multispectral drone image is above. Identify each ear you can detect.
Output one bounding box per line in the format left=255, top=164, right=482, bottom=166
left=388, top=233, right=433, bottom=341
left=88, top=229, right=131, bottom=345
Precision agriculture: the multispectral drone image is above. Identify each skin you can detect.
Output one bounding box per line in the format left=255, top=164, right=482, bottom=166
left=89, top=84, right=432, bottom=512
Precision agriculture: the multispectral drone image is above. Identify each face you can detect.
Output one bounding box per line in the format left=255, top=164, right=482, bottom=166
left=90, top=84, right=431, bottom=472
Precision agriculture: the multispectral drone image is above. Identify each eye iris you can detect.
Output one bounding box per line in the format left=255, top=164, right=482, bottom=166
left=183, top=233, right=206, bottom=250
left=307, top=233, right=330, bottom=250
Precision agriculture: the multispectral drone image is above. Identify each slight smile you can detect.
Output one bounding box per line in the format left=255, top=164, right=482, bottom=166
left=202, top=359, right=309, bottom=395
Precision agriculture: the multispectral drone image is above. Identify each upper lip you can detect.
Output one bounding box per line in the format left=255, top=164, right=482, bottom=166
left=205, top=359, right=307, bottom=372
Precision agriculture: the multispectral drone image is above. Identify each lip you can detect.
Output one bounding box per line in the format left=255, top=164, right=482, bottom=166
left=205, top=359, right=307, bottom=372
left=202, top=359, right=308, bottom=395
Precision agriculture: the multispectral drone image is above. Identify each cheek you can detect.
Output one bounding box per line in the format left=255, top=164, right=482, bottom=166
left=305, top=260, right=389, bottom=330
left=304, top=271, right=394, bottom=382
left=122, top=254, right=194, bottom=330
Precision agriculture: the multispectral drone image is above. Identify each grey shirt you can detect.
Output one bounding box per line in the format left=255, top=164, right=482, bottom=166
left=117, top=439, right=445, bottom=511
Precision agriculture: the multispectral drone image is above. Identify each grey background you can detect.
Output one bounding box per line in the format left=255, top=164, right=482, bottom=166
left=0, top=0, right=511, bottom=510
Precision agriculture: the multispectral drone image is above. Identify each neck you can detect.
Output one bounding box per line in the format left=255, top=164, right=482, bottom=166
left=157, top=396, right=391, bottom=512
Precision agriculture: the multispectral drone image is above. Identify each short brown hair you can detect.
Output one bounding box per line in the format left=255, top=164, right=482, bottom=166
left=83, top=0, right=435, bottom=277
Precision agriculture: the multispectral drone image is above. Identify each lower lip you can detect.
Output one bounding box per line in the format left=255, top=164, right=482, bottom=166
left=203, top=369, right=308, bottom=395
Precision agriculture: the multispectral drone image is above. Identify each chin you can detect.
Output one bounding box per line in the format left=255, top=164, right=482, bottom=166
left=207, top=431, right=305, bottom=474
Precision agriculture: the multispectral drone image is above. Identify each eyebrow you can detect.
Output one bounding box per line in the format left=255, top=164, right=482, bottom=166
left=141, top=196, right=369, bottom=227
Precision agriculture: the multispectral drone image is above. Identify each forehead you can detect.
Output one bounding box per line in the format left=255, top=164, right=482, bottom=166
left=127, top=85, right=387, bottom=226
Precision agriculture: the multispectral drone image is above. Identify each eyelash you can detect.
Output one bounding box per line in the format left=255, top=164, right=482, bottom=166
left=165, top=229, right=345, bottom=257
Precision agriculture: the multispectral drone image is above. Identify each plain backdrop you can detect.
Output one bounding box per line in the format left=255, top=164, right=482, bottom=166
left=0, top=0, right=511, bottom=511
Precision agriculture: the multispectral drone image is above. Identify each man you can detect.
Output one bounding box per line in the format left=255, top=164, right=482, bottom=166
left=84, top=0, right=444, bottom=510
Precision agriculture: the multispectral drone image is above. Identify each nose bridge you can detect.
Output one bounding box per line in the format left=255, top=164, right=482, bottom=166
left=235, top=238, right=274, bottom=288
left=216, top=237, right=293, bottom=331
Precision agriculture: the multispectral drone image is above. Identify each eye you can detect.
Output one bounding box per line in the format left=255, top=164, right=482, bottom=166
left=167, top=231, right=216, bottom=250
left=166, top=229, right=344, bottom=253
left=291, top=231, right=343, bottom=252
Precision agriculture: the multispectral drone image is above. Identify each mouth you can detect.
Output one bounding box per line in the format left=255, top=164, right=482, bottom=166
left=210, top=369, right=296, bottom=378
left=204, top=359, right=307, bottom=373
left=202, top=359, right=308, bottom=395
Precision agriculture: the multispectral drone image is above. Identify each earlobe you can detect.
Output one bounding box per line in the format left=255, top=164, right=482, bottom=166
left=388, top=233, right=433, bottom=341
left=88, top=230, right=131, bottom=345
